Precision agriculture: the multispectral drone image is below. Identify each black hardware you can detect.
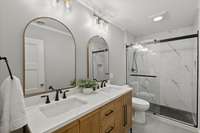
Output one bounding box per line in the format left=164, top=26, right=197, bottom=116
left=92, top=48, right=108, bottom=54
left=159, top=34, right=198, bottom=43
left=130, top=128, right=132, bottom=133
left=0, top=56, right=13, bottom=80
left=41, top=95, right=50, bottom=104
left=125, top=105, right=128, bottom=126
left=129, top=74, right=157, bottom=78
left=63, top=90, right=69, bottom=99
left=55, top=89, right=62, bottom=101
left=105, top=126, right=114, bottom=133
left=97, top=84, right=100, bottom=89
left=49, top=86, right=55, bottom=90
left=101, top=80, right=107, bottom=88
left=196, top=31, right=199, bottom=128
left=105, top=110, right=114, bottom=116
left=123, top=105, right=126, bottom=127
left=126, top=34, right=198, bottom=48
left=123, top=105, right=128, bottom=127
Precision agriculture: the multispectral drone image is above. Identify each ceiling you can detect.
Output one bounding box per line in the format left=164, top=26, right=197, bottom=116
left=79, top=0, right=198, bottom=37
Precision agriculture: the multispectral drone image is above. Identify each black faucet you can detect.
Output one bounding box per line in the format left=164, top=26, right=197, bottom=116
left=55, top=89, right=62, bottom=101
left=41, top=95, right=50, bottom=104
left=63, top=90, right=70, bottom=99
left=101, top=80, right=107, bottom=88
left=49, top=86, right=55, bottom=91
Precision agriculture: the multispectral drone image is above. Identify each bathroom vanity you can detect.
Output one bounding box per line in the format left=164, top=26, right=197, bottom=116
left=54, top=92, right=132, bottom=133
left=25, top=86, right=133, bottom=133
left=23, top=17, right=133, bottom=133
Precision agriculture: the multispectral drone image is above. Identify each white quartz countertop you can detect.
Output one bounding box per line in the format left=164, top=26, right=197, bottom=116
left=26, top=85, right=132, bottom=133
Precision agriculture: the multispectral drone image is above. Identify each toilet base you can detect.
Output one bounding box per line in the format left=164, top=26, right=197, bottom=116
left=134, top=111, right=146, bottom=124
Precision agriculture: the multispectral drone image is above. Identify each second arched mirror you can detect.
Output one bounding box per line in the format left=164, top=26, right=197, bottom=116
left=87, top=36, right=109, bottom=81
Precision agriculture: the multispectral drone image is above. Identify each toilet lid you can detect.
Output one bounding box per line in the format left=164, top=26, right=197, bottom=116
left=132, top=97, right=149, bottom=105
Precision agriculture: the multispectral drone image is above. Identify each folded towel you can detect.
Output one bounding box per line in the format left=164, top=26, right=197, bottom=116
left=0, top=76, right=27, bottom=133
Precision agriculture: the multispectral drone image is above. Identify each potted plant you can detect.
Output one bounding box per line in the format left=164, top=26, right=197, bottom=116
left=77, top=79, right=97, bottom=94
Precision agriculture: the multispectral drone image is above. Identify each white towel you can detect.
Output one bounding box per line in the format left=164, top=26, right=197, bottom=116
left=0, top=76, right=27, bottom=133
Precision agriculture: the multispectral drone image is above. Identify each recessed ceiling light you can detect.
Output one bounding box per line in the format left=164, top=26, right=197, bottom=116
left=149, top=11, right=168, bottom=23
left=153, top=16, right=164, bottom=22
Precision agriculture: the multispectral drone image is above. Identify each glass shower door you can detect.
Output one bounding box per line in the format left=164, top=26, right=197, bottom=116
left=126, top=35, right=198, bottom=127
left=126, top=44, right=161, bottom=114
left=157, top=38, right=198, bottom=126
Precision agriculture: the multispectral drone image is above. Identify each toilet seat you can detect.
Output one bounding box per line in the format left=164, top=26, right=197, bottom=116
left=132, top=97, right=149, bottom=106
left=132, top=97, right=150, bottom=111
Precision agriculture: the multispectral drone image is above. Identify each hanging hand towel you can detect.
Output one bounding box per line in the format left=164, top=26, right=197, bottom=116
left=0, top=76, right=27, bottom=133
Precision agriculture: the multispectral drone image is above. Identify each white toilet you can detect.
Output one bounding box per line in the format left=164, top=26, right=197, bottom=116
left=132, top=97, right=150, bottom=124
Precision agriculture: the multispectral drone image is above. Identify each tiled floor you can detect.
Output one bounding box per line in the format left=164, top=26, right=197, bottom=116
left=149, top=103, right=195, bottom=125
left=132, top=114, right=195, bottom=133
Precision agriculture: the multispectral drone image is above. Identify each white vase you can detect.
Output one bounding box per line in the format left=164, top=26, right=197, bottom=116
left=82, top=88, right=93, bottom=94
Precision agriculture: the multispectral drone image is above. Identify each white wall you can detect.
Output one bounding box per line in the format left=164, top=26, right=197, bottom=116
left=0, top=0, right=134, bottom=86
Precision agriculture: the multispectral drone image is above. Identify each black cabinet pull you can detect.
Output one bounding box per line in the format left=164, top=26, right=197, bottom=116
left=125, top=105, right=128, bottom=126
left=123, top=105, right=126, bottom=127
left=105, top=126, right=114, bottom=133
left=123, top=105, right=128, bottom=127
left=105, top=110, right=114, bottom=116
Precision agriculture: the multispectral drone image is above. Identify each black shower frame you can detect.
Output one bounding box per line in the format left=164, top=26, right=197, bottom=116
left=126, top=32, right=199, bottom=128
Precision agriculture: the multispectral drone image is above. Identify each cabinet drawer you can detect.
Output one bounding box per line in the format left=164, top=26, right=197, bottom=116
left=100, top=102, right=115, bottom=121
left=101, top=117, right=115, bottom=133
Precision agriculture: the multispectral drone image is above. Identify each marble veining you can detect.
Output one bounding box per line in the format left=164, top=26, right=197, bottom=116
left=127, top=38, right=197, bottom=114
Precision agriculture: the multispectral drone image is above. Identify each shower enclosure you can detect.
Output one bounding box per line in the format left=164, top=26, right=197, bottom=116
left=126, top=33, right=199, bottom=127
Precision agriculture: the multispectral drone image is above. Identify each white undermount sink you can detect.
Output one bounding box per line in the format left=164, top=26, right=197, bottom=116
left=39, top=97, right=87, bottom=118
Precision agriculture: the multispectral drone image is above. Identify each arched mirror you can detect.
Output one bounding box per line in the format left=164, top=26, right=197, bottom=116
left=23, top=17, right=76, bottom=96
left=87, top=36, right=109, bottom=81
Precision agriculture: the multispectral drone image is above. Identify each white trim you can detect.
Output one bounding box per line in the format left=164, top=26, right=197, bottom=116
left=76, top=0, right=126, bottom=31
left=30, top=23, right=72, bottom=37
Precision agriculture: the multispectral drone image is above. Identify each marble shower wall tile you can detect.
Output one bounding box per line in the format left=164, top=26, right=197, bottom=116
left=127, top=38, right=197, bottom=113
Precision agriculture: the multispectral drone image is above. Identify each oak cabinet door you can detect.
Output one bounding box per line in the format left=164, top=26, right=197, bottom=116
left=113, top=97, right=124, bottom=133
left=80, top=110, right=101, bottom=133
left=123, top=92, right=133, bottom=133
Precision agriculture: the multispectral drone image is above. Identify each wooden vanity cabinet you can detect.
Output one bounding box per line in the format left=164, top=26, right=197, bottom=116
left=54, top=91, right=132, bottom=133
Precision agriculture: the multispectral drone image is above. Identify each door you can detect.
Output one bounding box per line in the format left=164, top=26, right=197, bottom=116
left=25, top=38, right=45, bottom=94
